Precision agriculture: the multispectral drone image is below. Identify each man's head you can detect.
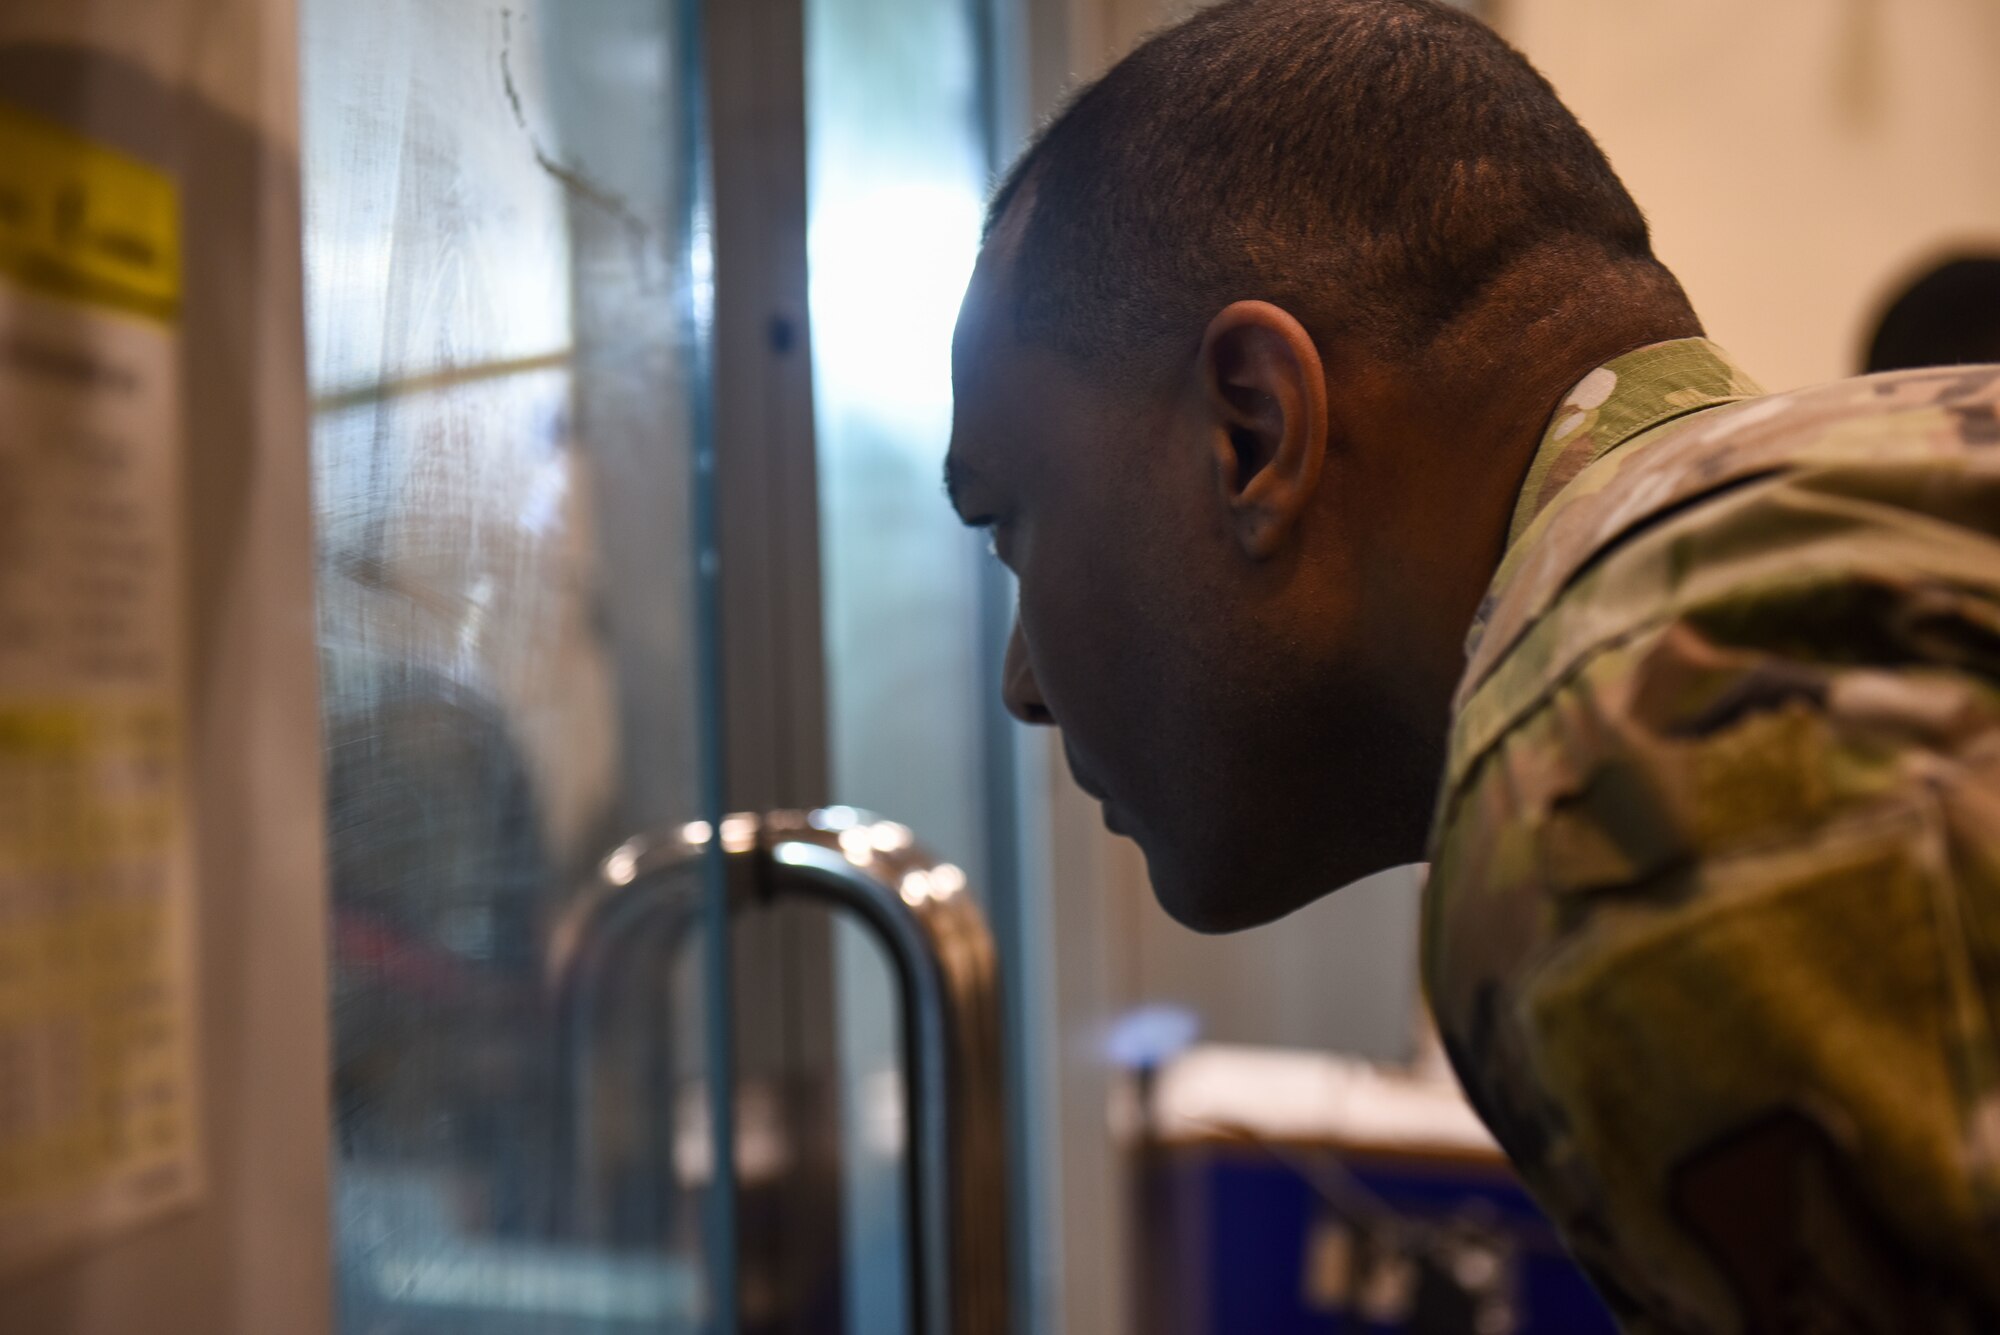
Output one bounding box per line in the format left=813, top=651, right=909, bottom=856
left=948, top=0, right=1698, bottom=930
left=1863, top=255, right=2000, bottom=374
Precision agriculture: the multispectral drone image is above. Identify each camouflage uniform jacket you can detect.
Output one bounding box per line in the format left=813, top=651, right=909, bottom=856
left=1424, top=338, right=2000, bottom=1333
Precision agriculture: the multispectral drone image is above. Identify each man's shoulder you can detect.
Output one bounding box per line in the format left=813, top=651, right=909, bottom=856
left=1440, top=361, right=2000, bottom=840
left=1590, top=360, right=2000, bottom=494
left=1546, top=359, right=2000, bottom=579
left=1530, top=360, right=2000, bottom=640
left=1422, top=365, right=2000, bottom=1334
left=1460, top=363, right=2000, bottom=712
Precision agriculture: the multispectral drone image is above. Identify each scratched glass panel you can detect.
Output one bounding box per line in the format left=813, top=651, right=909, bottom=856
left=804, top=0, right=990, bottom=1330
left=300, top=1, right=715, bottom=1331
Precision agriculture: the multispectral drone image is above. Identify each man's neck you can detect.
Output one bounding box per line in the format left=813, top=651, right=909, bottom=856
left=1430, top=258, right=1703, bottom=575
left=1351, top=260, right=1702, bottom=786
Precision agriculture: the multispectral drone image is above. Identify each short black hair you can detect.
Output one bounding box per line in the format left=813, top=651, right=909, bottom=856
left=989, top=0, right=1668, bottom=369
left=1863, top=256, right=2000, bottom=373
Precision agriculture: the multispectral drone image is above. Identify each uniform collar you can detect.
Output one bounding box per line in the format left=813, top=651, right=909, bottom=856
left=1460, top=338, right=1763, bottom=670
left=1504, top=337, right=1764, bottom=548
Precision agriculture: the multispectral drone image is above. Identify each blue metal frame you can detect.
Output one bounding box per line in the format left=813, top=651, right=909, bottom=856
left=680, top=0, right=738, bottom=1324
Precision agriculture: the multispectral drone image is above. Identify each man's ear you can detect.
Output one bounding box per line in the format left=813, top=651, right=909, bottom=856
left=1198, top=300, right=1329, bottom=560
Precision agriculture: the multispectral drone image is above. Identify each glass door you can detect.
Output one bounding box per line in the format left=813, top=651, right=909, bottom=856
left=299, top=1, right=729, bottom=1329
left=801, top=0, right=1008, bottom=1329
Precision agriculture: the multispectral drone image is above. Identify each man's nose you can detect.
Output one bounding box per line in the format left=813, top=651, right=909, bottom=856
left=1002, top=619, right=1056, bottom=726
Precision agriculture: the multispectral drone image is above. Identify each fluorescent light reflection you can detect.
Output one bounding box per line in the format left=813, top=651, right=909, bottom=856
left=807, top=179, right=984, bottom=436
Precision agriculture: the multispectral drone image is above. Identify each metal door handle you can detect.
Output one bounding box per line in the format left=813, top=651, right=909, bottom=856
left=550, top=809, right=1009, bottom=1335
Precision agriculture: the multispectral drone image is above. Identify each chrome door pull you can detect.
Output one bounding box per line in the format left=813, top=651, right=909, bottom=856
left=552, top=809, right=1009, bottom=1335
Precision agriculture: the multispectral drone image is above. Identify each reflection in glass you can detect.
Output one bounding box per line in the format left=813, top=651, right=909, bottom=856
left=804, top=0, right=992, bottom=1332
left=807, top=0, right=990, bottom=873
left=301, top=1, right=714, bottom=1329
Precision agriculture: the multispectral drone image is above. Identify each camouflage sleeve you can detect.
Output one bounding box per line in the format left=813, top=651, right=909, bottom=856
left=1427, top=464, right=2000, bottom=1333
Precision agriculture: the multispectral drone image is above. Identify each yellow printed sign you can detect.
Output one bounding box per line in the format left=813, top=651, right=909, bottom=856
left=0, top=704, right=192, bottom=1210
left=0, top=102, right=200, bottom=1275
left=0, top=102, right=180, bottom=321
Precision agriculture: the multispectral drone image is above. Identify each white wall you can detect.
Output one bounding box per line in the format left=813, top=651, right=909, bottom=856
left=1501, top=0, right=2000, bottom=389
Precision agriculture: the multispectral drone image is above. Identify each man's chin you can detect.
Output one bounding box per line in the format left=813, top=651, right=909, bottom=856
left=1141, top=850, right=1317, bottom=934
left=1140, top=838, right=1398, bottom=934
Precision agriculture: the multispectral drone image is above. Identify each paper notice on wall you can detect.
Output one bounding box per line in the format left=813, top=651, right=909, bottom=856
left=0, top=101, right=203, bottom=1276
